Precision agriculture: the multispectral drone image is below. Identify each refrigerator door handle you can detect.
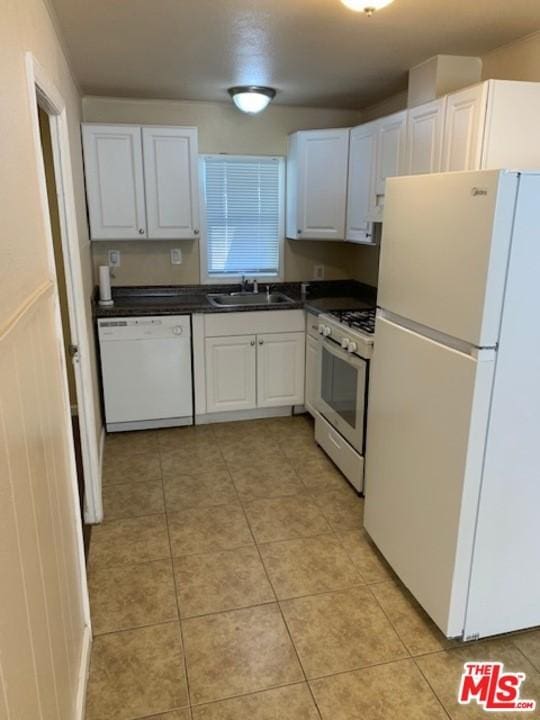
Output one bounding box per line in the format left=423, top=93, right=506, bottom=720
left=377, top=309, right=497, bottom=358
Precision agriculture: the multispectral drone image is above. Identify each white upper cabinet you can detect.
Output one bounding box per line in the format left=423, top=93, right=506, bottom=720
left=346, top=122, right=377, bottom=244
left=257, top=332, right=305, bottom=408
left=406, top=98, right=446, bottom=175
left=142, top=126, right=200, bottom=239
left=82, top=124, right=147, bottom=240
left=442, top=80, right=540, bottom=173
left=371, top=111, right=407, bottom=222
left=287, top=128, right=349, bottom=240
left=82, top=123, right=200, bottom=241
left=441, top=83, right=489, bottom=172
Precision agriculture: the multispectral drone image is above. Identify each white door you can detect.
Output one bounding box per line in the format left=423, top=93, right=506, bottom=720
left=371, top=111, right=407, bottom=222
left=379, top=170, right=518, bottom=347
left=257, top=332, right=305, bottom=408
left=364, top=316, right=496, bottom=638
left=346, top=122, right=377, bottom=244
left=82, top=124, right=146, bottom=240
left=205, top=335, right=256, bottom=413
left=442, top=83, right=489, bottom=172
left=406, top=98, right=446, bottom=175
left=304, top=334, right=320, bottom=417
left=142, top=126, right=200, bottom=239
left=297, top=129, right=349, bottom=240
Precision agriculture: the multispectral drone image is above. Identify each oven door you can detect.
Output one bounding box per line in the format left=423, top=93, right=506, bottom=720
left=318, top=337, right=367, bottom=452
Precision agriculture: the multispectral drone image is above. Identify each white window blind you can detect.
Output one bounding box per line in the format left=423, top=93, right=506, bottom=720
left=202, top=155, right=283, bottom=277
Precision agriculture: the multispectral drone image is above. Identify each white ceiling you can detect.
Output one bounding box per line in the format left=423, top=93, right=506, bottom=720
left=50, top=0, right=540, bottom=109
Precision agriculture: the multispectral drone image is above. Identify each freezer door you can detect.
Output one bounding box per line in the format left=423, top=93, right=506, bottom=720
left=364, top=316, right=495, bottom=637
left=378, top=170, right=518, bottom=347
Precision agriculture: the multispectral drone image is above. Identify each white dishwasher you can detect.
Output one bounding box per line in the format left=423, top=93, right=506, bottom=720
left=98, top=315, right=193, bottom=432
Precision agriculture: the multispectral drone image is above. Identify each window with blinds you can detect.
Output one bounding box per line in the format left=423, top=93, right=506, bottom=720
left=201, top=155, right=284, bottom=278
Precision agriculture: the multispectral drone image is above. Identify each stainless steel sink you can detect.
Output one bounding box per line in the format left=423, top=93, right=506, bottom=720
left=207, top=292, right=294, bottom=308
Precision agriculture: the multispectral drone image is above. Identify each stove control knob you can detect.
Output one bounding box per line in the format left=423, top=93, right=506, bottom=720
left=341, top=338, right=350, bottom=350
left=347, top=341, right=357, bottom=354
left=318, top=323, right=325, bottom=335
left=172, top=326, right=183, bottom=336
left=323, top=326, right=332, bottom=337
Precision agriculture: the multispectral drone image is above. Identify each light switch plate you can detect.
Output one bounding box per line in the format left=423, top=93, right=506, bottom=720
left=170, top=248, right=183, bottom=265
left=108, top=249, right=121, bottom=267
left=313, top=264, right=325, bottom=280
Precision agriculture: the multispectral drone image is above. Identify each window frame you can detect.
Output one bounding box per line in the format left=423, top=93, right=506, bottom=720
left=199, top=153, right=286, bottom=284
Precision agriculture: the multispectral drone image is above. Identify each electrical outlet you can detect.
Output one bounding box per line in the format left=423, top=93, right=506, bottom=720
left=313, top=264, right=325, bottom=280
left=108, top=249, right=121, bottom=267
left=170, top=248, right=183, bottom=265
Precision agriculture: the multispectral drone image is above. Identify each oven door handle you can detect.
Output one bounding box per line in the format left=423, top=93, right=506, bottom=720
left=321, top=336, right=367, bottom=369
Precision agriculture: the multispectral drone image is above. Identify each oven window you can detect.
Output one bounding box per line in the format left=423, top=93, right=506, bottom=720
left=321, top=346, right=358, bottom=428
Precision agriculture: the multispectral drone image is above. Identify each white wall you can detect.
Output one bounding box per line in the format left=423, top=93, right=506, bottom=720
left=1, top=0, right=92, bottom=716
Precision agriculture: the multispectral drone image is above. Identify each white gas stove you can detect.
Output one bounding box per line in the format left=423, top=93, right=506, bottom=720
left=314, top=307, right=376, bottom=492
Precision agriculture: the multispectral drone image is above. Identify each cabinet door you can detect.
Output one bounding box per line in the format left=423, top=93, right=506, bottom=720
left=442, top=83, right=488, bottom=172
left=371, top=111, right=407, bottom=221
left=82, top=124, right=146, bottom=240
left=346, top=123, right=377, bottom=244
left=142, top=126, right=200, bottom=239
left=205, top=336, right=256, bottom=413
left=406, top=98, right=446, bottom=175
left=305, top=334, right=320, bottom=417
left=257, top=332, right=305, bottom=408
left=296, top=129, right=349, bottom=240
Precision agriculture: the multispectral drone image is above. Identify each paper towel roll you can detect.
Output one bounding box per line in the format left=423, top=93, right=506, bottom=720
left=98, top=265, right=114, bottom=306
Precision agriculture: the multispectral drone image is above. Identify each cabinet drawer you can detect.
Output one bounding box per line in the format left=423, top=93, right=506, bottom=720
left=315, top=414, right=364, bottom=492
left=204, top=310, right=305, bottom=337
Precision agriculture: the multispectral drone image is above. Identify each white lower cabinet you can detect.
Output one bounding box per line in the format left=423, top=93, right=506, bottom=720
left=257, top=332, right=305, bottom=408
left=201, top=311, right=306, bottom=416
left=205, top=335, right=256, bottom=413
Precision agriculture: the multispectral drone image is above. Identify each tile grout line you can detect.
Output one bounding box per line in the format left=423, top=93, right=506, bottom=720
left=364, top=582, right=453, bottom=720
left=411, top=657, right=453, bottom=720
left=188, top=679, right=316, bottom=712
left=236, top=498, right=325, bottom=720
left=159, top=440, right=194, bottom=714
left=218, top=419, right=379, bottom=720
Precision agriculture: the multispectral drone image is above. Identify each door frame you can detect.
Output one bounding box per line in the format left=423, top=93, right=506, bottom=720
left=25, top=52, right=94, bottom=719
left=25, top=53, right=103, bottom=526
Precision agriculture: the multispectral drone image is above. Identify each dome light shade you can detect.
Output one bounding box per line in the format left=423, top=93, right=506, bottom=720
left=341, top=0, right=394, bottom=14
left=228, top=86, right=276, bottom=114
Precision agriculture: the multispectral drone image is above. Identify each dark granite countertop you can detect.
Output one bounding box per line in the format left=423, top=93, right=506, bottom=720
left=93, top=280, right=377, bottom=319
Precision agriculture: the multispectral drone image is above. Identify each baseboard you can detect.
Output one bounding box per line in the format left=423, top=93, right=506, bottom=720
left=196, top=406, right=294, bottom=425
left=75, top=623, right=92, bottom=720
left=106, top=416, right=193, bottom=432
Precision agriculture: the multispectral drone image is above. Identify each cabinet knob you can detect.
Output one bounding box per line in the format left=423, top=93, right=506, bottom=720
left=138, top=228, right=145, bottom=235
left=258, top=340, right=264, bottom=345
left=250, top=340, right=255, bottom=346
left=297, top=229, right=302, bottom=234
left=194, top=229, right=200, bottom=235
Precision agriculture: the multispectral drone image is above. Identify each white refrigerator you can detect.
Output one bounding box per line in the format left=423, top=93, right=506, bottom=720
left=364, top=170, right=540, bottom=640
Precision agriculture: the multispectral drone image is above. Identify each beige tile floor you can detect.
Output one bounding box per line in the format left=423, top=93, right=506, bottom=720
left=86, top=415, right=540, bottom=720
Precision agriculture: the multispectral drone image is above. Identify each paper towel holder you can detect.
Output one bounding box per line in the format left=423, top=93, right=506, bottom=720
left=98, top=265, right=115, bottom=307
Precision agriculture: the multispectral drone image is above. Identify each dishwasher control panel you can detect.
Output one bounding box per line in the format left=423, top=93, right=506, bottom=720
left=98, top=315, right=190, bottom=341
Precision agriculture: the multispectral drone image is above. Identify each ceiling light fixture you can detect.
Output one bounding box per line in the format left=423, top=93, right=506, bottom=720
left=341, top=0, right=394, bottom=15
left=228, top=86, right=276, bottom=114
